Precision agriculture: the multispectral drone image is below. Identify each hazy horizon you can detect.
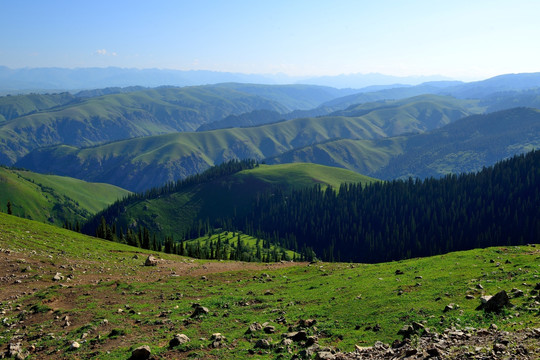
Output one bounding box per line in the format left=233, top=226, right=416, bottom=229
left=2, top=0, right=540, bottom=82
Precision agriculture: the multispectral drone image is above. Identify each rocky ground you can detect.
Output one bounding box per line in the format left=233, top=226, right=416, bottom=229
left=1, top=240, right=539, bottom=360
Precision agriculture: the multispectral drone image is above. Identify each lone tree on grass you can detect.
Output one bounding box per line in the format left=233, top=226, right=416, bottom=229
left=7, top=200, right=12, bottom=215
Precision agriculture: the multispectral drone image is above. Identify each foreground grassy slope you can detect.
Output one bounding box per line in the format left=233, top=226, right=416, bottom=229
left=93, top=163, right=377, bottom=239
left=0, top=167, right=130, bottom=225
left=16, top=95, right=477, bottom=191
left=0, top=212, right=538, bottom=359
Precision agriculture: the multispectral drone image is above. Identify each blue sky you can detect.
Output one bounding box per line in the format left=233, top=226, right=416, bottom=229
left=2, top=0, right=540, bottom=80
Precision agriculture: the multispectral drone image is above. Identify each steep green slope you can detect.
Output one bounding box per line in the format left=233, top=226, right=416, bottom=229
left=0, top=86, right=287, bottom=164
left=85, top=162, right=376, bottom=240
left=0, top=167, right=130, bottom=225
left=16, top=95, right=476, bottom=191
left=269, top=107, right=540, bottom=179
left=0, top=92, right=75, bottom=122
left=1, top=213, right=539, bottom=359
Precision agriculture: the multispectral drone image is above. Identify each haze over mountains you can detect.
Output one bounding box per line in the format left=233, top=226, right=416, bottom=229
left=0, top=66, right=454, bottom=93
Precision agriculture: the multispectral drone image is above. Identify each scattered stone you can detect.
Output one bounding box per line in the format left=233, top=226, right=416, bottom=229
left=286, top=331, right=308, bottom=342
left=144, top=255, right=158, bottom=266
left=443, top=303, right=455, bottom=312
left=52, top=272, right=63, bottom=281
left=191, top=305, right=209, bottom=317
left=493, top=343, right=507, bottom=353
left=169, top=334, right=190, bottom=348
left=254, top=338, right=272, bottom=349
left=476, top=290, right=511, bottom=313
left=130, top=345, right=151, bottom=360
left=397, top=324, right=415, bottom=338
left=466, top=294, right=475, bottom=300
left=245, top=322, right=263, bottom=334
left=395, top=269, right=404, bottom=275
left=316, top=351, right=335, bottom=360
left=69, top=341, right=80, bottom=351
left=209, top=333, right=226, bottom=348
left=263, top=325, right=276, bottom=334
left=7, top=343, right=22, bottom=357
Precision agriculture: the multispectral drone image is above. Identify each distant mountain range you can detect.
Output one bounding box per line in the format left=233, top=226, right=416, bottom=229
left=0, top=66, right=454, bottom=92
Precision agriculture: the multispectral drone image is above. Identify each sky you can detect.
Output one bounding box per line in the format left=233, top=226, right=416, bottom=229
left=2, top=0, right=540, bottom=81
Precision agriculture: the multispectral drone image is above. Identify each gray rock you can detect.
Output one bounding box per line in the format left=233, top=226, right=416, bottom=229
left=316, top=351, right=335, bottom=360
left=130, top=345, right=151, bottom=360
left=245, top=322, right=263, bottom=334
left=476, top=290, right=511, bottom=313
left=191, top=305, right=209, bottom=317
left=254, top=338, right=272, bottom=349
left=169, top=333, right=190, bottom=347
left=69, top=341, right=80, bottom=351
left=264, top=325, right=276, bottom=333
left=286, top=330, right=308, bottom=342
left=7, top=343, right=22, bottom=357
left=397, top=324, right=415, bottom=338
left=53, top=272, right=63, bottom=281
left=144, top=255, right=158, bottom=266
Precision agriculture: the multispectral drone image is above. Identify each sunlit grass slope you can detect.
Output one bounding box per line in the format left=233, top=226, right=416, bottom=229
left=0, top=167, right=130, bottom=225
left=0, top=212, right=538, bottom=359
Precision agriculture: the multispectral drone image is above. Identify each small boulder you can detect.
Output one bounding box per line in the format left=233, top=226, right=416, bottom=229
left=264, top=325, right=276, bottom=334
left=395, top=269, right=404, bottom=275
left=287, top=331, right=308, bottom=342
left=191, top=305, right=209, bottom=317
left=130, top=345, right=151, bottom=360
left=53, top=272, right=63, bottom=281
left=69, top=341, right=80, bottom=351
left=254, top=338, right=272, bottom=349
left=316, top=351, right=335, bottom=360
left=476, top=290, right=511, bottom=313
left=397, top=324, right=415, bottom=338
left=144, top=255, right=158, bottom=266
left=169, top=334, right=190, bottom=348
left=245, top=322, right=263, bottom=334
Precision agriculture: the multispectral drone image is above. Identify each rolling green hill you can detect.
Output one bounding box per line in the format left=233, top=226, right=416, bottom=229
left=0, top=86, right=287, bottom=164
left=16, top=95, right=478, bottom=191
left=84, top=162, right=377, bottom=241
left=269, top=107, right=540, bottom=179
left=0, top=166, right=130, bottom=226
left=0, top=92, right=76, bottom=122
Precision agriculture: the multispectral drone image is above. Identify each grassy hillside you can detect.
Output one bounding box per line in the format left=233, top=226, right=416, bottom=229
left=0, top=86, right=287, bottom=164
left=16, top=95, right=477, bottom=191
left=0, top=212, right=538, bottom=359
left=269, top=107, right=540, bottom=179
left=0, top=167, right=130, bottom=226
left=0, top=92, right=75, bottom=122
left=87, top=162, right=377, bottom=240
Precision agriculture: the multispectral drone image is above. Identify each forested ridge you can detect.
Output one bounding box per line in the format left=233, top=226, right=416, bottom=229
left=225, top=150, right=540, bottom=263
left=85, top=150, right=540, bottom=264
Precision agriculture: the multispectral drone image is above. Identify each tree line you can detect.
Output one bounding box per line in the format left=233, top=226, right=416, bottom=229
left=221, top=150, right=540, bottom=263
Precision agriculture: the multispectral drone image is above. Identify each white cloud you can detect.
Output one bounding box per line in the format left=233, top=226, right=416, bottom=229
left=95, top=49, right=117, bottom=56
